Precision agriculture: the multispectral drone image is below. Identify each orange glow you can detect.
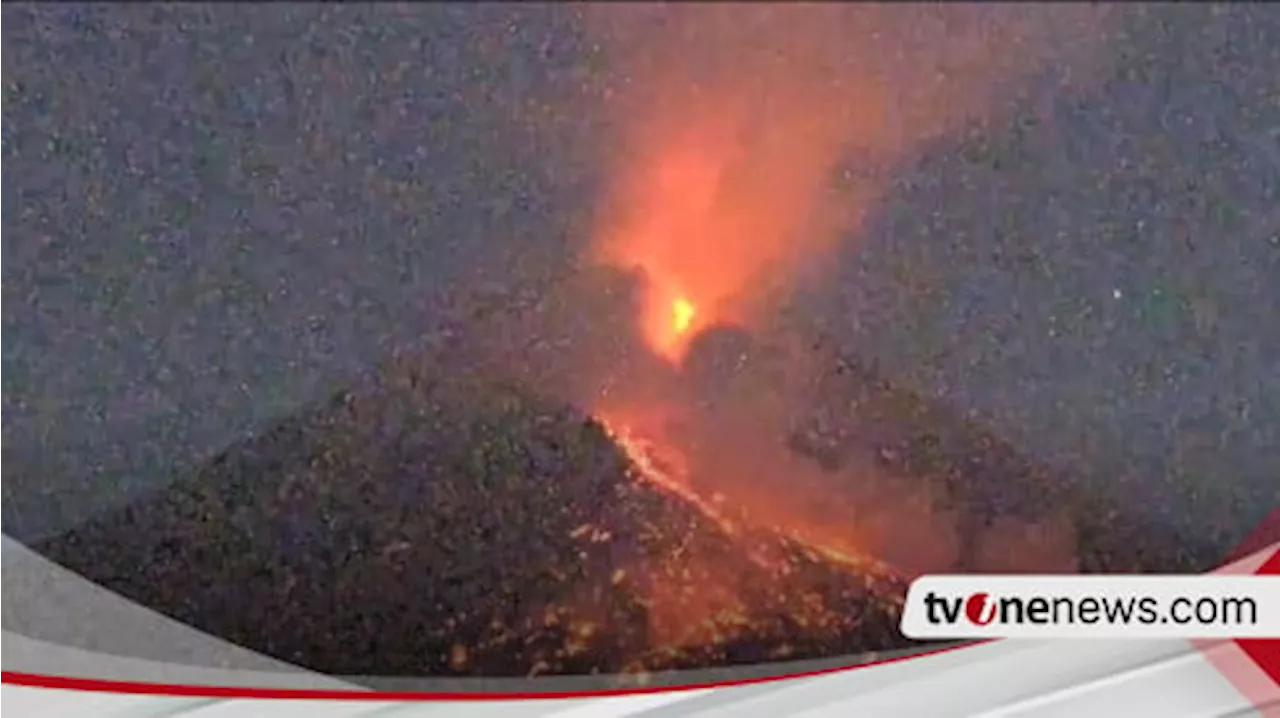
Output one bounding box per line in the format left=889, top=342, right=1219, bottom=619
left=567, top=5, right=1114, bottom=644
left=594, top=408, right=907, bottom=646
left=596, top=411, right=736, bottom=536
left=595, top=408, right=899, bottom=577
left=590, top=91, right=851, bottom=365
left=583, top=5, right=1113, bottom=366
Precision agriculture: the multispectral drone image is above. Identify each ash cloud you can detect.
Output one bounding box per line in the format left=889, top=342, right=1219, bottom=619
left=439, top=6, right=1119, bottom=578
left=549, top=5, right=1120, bottom=577
left=581, top=5, right=1116, bottom=345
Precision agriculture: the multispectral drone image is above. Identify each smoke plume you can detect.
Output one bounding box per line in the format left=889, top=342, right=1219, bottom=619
left=557, top=5, right=1119, bottom=578
left=583, top=4, right=1114, bottom=363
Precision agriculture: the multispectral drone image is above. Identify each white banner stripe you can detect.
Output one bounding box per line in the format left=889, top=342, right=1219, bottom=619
left=538, top=692, right=715, bottom=718
left=968, top=648, right=1231, bottom=717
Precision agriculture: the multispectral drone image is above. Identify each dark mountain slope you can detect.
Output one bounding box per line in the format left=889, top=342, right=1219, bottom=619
left=34, top=366, right=908, bottom=677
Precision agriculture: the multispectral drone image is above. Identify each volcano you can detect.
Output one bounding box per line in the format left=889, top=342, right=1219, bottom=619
left=31, top=362, right=911, bottom=678
left=30, top=325, right=1223, bottom=678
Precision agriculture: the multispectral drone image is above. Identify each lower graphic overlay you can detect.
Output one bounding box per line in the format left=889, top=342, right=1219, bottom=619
left=2, top=515, right=1277, bottom=715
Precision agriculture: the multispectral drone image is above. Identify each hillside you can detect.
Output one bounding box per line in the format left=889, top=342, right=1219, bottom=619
left=34, top=365, right=909, bottom=677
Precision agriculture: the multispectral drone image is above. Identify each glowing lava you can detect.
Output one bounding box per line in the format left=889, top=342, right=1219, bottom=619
left=596, top=413, right=740, bottom=540
left=636, top=286, right=704, bottom=364
left=584, top=6, right=1114, bottom=369
left=592, top=409, right=909, bottom=654
left=671, top=298, right=697, bottom=338
left=595, top=411, right=896, bottom=579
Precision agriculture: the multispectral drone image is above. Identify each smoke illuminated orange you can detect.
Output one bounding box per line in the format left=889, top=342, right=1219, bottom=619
left=584, top=5, right=1113, bottom=365
left=570, top=5, right=1114, bottom=640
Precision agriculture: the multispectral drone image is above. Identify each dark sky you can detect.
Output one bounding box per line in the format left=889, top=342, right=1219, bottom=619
left=3, top=5, right=1277, bottom=542
left=821, top=5, right=1280, bottom=535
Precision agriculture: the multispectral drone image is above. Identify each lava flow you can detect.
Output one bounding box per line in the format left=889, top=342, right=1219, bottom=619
left=598, top=415, right=738, bottom=536
left=591, top=408, right=909, bottom=658
left=597, top=411, right=898, bottom=577
left=591, top=409, right=911, bottom=660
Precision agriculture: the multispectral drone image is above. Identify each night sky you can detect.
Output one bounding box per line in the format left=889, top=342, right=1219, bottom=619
left=3, top=5, right=1277, bottom=544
